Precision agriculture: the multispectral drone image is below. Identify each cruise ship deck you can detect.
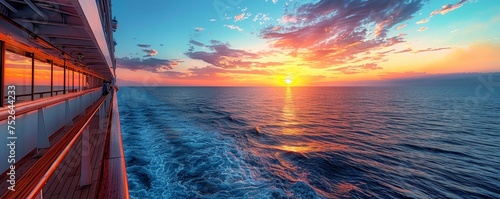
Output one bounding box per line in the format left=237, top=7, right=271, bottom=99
left=0, top=0, right=128, bottom=198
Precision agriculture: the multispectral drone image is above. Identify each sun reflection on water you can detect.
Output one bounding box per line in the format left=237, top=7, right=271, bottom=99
left=282, top=87, right=299, bottom=135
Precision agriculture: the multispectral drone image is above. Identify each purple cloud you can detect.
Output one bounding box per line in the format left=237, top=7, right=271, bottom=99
left=189, top=66, right=272, bottom=77
left=430, top=0, right=469, bottom=16
left=142, top=49, right=158, bottom=57
left=415, top=47, right=451, bottom=53
left=117, top=57, right=181, bottom=72
left=416, top=0, right=469, bottom=24
left=329, top=63, right=382, bottom=74
left=186, top=40, right=283, bottom=69
left=260, top=0, right=427, bottom=68
left=395, top=48, right=413, bottom=53
left=137, top=44, right=151, bottom=48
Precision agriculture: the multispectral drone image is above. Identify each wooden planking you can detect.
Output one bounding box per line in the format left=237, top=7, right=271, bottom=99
left=39, top=119, right=82, bottom=196
left=43, top=109, right=107, bottom=199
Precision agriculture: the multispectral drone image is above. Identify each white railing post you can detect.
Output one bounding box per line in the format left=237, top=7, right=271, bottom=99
left=80, top=125, right=91, bottom=187
left=34, top=190, right=43, bottom=199
left=37, top=108, right=50, bottom=149
left=65, top=100, right=73, bottom=125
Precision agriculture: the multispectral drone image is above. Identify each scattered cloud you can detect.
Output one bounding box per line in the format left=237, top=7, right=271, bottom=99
left=395, top=48, right=413, bottom=54
left=188, top=66, right=272, bottom=77
left=189, top=39, right=205, bottom=47
left=195, top=27, right=205, bottom=32
left=260, top=0, right=427, bottom=68
left=235, top=13, right=245, bottom=21
left=186, top=40, right=283, bottom=69
left=253, top=13, right=271, bottom=24
left=117, top=57, right=181, bottom=72
left=430, top=0, right=469, bottom=16
left=416, top=0, right=470, bottom=25
left=416, top=18, right=429, bottom=24
left=394, top=47, right=451, bottom=54
left=396, top=24, right=407, bottom=30
left=209, top=19, right=216, bottom=22
left=224, top=24, right=243, bottom=31
left=280, top=15, right=298, bottom=24
left=142, top=49, right=158, bottom=57
left=329, top=63, right=382, bottom=74
left=418, top=27, right=428, bottom=32
left=415, top=47, right=451, bottom=53
left=137, top=44, right=151, bottom=48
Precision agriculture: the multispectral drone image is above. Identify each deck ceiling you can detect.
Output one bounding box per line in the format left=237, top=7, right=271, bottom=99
left=1, top=0, right=114, bottom=79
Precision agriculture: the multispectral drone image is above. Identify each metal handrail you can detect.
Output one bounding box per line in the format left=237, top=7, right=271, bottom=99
left=0, top=87, right=100, bottom=121
left=3, top=87, right=100, bottom=99
left=0, top=93, right=109, bottom=198
left=99, top=90, right=130, bottom=199
left=3, top=89, right=65, bottom=99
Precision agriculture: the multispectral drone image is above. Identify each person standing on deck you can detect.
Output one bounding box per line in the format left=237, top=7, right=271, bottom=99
left=102, top=81, right=109, bottom=96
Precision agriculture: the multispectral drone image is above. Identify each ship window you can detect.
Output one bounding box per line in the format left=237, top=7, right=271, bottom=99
left=4, top=50, right=32, bottom=103
left=75, top=71, right=81, bottom=92
left=66, top=69, right=72, bottom=93
left=33, top=59, right=51, bottom=99
left=53, top=64, right=64, bottom=95
left=83, top=74, right=89, bottom=90
left=71, top=70, right=75, bottom=92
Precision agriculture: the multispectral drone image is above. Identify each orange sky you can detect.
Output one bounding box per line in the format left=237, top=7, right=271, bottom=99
left=113, top=0, right=500, bottom=86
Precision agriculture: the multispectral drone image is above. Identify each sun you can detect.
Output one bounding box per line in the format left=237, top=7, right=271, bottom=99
left=285, top=77, right=293, bottom=85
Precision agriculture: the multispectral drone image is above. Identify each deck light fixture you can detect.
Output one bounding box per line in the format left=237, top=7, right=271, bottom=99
left=77, top=52, right=84, bottom=60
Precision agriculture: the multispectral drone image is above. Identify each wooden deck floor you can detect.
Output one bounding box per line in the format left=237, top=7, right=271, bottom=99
left=42, top=113, right=106, bottom=199
left=0, top=102, right=109, bottom=199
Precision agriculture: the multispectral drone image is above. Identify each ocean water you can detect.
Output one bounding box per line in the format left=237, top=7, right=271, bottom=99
left=117, top=86, right=500, bottom=198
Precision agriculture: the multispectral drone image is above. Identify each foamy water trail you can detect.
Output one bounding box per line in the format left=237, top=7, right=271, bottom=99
left=119, top=87, right=500, bottom=198
left=119, top=88, right=311, bottom=198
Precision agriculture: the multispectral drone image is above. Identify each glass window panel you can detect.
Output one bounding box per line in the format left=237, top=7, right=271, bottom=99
left=4, top=51, right=32, bottom=103
left=71, top=70, right=74, bottom=92
left=66, top=69, right=71, bottom=93
left=75, top=71, right=81, bottom=92
left=53, top=65, right=64, bottom=95
left=34, top=59, right=51, bottom=99
left=83, top=74, right=88, bottom=90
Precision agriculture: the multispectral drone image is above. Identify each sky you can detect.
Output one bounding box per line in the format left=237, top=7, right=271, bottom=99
left=112, top=0, right=500, bottom=86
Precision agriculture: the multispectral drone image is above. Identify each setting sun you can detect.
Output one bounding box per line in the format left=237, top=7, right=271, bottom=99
left=285, top=78, right=293, bottom=85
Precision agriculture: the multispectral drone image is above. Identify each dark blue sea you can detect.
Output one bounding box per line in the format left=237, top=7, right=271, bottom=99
left=117, top=85, right=500, bottom=198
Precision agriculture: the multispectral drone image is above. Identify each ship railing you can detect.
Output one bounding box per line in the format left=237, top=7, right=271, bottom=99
left=2, top=90, right=65, bottom=102
left=0, top=88, right=128, bottom=198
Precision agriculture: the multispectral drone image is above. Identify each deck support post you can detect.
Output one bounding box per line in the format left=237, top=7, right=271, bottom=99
left=34, top=190, right=43, bottom=199
left=37, top=108, right=50, bottom=149
left=80, top=125, right=91, bottom=187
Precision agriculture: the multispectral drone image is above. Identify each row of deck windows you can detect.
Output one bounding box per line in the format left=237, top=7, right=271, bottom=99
left=1, top=41, right=107, bottom=106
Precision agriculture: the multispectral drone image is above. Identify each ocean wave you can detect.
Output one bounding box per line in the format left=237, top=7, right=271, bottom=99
left=118, top=87, right=500, bottom=198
